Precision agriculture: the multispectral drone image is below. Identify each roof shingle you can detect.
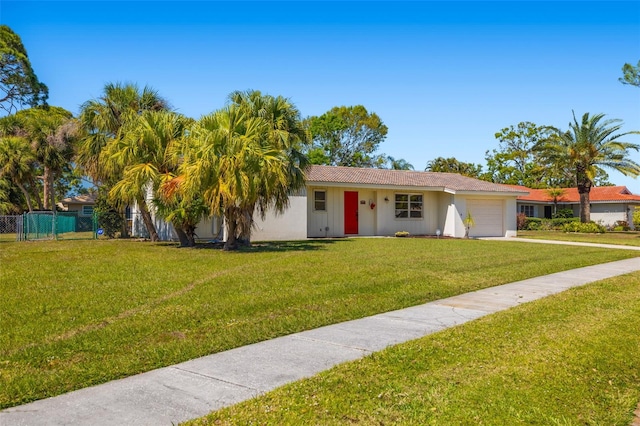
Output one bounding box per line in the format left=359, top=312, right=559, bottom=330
left=506, top=185, right=640, bottom=203
left=306, top=165, right=525, bottom=194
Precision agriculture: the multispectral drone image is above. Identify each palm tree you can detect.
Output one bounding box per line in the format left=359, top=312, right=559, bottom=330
left=227, top=90, right=309, bottom=245
left=0, top=136, right=40, bottom=212
left=540, top=112, right=640, bottom=222
left=106, top=110, right=189, bottom=242
left=77, top=82, right=169, bottom=238
left=0, top=107, right=76, bottom=211
left=180, top=105, right=290, bottom=250
left=545, top=187, right=566, bottom=217
left=385, top=156, right=414, bottom=170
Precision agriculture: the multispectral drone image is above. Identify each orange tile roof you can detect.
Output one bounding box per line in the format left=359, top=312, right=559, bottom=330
left=306, top=165, right=525, bottom=194
left=505, top=185, right=640, bottom=204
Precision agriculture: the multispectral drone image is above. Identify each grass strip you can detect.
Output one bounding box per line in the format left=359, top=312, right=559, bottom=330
left=518, top=230, right=640, bottom=247
left=189, top=272, right=640, bottom=425
left=0, top=238, right=637, bottom=408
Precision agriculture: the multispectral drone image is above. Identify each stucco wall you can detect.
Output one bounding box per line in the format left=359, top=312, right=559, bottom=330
left=307, top=187, right=441, bottom=237
left=252, top=195, right=307, bottom=241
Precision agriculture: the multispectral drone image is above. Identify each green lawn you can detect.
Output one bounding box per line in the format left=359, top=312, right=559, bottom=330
left=0, top=238, right=637, bottom=410
left=0, top=233, right=17, bottom=242
left=518, top=230, right=640, bottom=247
left=190, top=273, right=640, bottom=425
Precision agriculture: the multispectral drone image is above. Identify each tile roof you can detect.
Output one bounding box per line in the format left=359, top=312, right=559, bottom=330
left=61, top=194, right=97, bottom=204
left=306, top=165, right=525, bottom=194
left=506, top=185, right=640, bottom=204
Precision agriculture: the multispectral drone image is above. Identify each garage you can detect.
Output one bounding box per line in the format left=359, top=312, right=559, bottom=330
left=466, top=199, right=504, bottom=237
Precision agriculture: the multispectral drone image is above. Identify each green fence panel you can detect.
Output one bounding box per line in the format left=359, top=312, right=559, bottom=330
left=56, top=214, right=76, bottom=234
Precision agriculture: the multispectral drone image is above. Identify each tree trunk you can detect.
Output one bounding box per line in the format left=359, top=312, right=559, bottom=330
left=223, top=206, right=239, bottom=251
left=237, top=205, right=254, bottom=247
left=576, top=165, right=592, bottom=223
left=119, top=206, right=130, bottom=238
left=15, top=180, right=34, bottom=212
left=579, top=190, right=591, bottom=223
left=185, top=224, right=197, bottom=247
left=29, top=176, right=43, bottom=210
left=137, top=197, right=160, bottom=242
left=43, top=166, right=55, bottom=210
left=173, top=225, right=191, bottom=248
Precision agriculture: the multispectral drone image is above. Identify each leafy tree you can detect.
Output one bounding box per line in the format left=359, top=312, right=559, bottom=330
left=304, top=105, right=388, bottom=168
left=94, top=189, right=123, bottom=239
left=539, top=112, right=640, bottom=222
left=78, top=82, right=169, bottom=238
left=483, top=122, right=565, bottom=187
left=426, top=156, right=482, bottom=178
left=0, top=25, right=48, bottom=114
left=619, top=60, right=640, bottom=87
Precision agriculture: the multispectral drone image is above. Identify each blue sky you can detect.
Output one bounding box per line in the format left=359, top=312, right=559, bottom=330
left=3, top=1, right=640, bottom=190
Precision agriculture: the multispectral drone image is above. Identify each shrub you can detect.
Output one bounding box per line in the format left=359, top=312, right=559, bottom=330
left=613, top=221, right=631, bottom=231
left=553, top=208, right=574, bottom=219
left=516, top=213, right=528, bottom=230
left=94, top=192, right=123, bottom=239
left=395, top=231, right=410, bottom=237
left=525, top=217, right=542, bottom=230
left=550, top=217, right=580, bottom=228
left=562, top=221, right=606, bottom=233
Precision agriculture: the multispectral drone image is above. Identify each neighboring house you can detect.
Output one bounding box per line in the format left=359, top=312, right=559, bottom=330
left=58, top=194, right=97, bottom=216
left=132, top=165, right=527, bottom=241
left=509, top=185, right=640, bottom=229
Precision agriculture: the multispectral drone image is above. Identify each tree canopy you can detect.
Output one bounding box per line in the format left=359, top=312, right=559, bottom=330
left=0, top=25, right=48, bottom=115
left=619, top=60, right=640, bottom=88
left=483, top=122, right=557, bottom=187
left=538, top=112, right=640, bottom=222
left=304, top=105, right=388, bottom=168
left=426, top=157, right=483, bottom=178
left=77, top=82, right=171, bottom=240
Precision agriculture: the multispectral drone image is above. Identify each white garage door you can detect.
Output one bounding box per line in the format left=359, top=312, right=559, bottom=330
left=467, top=199, right=504, bottom=237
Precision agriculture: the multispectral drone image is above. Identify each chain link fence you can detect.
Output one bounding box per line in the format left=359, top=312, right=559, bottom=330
left=0, top=215, right=20, bottom=242
left=0, top=212, right=97, bottom=241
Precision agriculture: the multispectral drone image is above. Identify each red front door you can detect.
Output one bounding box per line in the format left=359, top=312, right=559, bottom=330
left=344, top=191, right=359, bottom=234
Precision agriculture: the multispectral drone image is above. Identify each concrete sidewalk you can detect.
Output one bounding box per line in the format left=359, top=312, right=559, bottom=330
left=3, top=255, right=640, bottom=425
left=481, top=236, right=640, bottom=251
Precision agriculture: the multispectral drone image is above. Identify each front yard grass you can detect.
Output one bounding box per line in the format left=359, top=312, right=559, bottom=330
left=0, top=238, right=637, bottom=409
left=191, top=272, right=640, bottom=425
left=518, top=230, right=640, bottom=247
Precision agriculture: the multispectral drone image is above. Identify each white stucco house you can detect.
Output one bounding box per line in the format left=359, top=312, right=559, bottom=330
left=132, top=165, right=527, bottom=241
left=509, top=184, right=640, bottom=229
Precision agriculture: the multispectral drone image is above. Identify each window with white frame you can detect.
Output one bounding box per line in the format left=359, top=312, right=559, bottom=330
left=82, top=205, right=94, bottom=216
left=520, top=205, right=534, bottom=217
left=395, top=193, right=423, bottom=218
left=313, top=190, right=326, bottom=211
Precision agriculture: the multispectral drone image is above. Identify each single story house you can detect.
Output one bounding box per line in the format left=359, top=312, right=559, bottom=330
left=132, top=165, right=528, bottom=241
left=58, top=193, right=97, bottom=216
left=508, top=185, right=640, bottom=229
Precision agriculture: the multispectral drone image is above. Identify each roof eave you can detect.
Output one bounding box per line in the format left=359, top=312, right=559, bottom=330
left=306, top=181, right=448, bottom=192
